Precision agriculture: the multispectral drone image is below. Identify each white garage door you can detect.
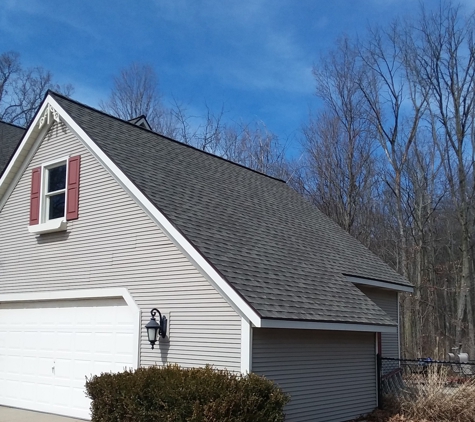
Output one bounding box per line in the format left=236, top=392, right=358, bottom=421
left=0, top=298, right=138, bottom=420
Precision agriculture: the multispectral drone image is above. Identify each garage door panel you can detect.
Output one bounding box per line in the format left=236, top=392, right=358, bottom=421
left=0, top=299, right=137, bottom=419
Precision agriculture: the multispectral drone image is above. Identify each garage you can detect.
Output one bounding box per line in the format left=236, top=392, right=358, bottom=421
left=0, top=295, right=138, bottom=420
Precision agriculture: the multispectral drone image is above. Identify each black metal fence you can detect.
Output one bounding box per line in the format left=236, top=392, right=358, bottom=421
left=377, top=355, right=475, bottom=408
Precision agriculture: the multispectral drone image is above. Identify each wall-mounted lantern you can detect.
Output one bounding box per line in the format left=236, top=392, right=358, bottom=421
left=145, top=308, right=167, bottom=349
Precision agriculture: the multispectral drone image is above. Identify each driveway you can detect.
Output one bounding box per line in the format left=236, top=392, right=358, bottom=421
left=0, top=406, right=86, bottom=422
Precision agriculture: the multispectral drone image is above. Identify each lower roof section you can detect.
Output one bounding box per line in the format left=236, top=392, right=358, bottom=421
left=259, top=318, right=397, bottom=333
left=346, top=275, right=414, bottom=293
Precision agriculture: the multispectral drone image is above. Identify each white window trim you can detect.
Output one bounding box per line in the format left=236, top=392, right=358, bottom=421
left=29, top=156, right=69, bottom=234
left=28, top=218, right=68, bottom=234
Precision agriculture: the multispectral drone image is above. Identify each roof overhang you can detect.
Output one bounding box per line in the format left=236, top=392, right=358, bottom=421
left=0, top=94, right=263, bottom=327
left=260, top=318, right=397, bottom=333
left=0, top=94, right=408, bottom=333
left=346, top=275, right=414, bottom=293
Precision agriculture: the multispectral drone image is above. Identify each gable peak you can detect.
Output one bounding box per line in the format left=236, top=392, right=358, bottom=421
left=128, top=115, right=152, bottom=131
left=38, top=103, right=60, bottom=129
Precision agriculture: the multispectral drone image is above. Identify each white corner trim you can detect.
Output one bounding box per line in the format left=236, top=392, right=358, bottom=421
left=260, top=318, right=398, bottom=333
left=241, top=318, right=252, bottom=374
left=397, top=292, right=401, bottom=359
left=44, top=95, right=262, bottom=328
left=28, top=218, right=67, bottom=235
left=346, top=275, right=414, bottom=293
left=0, top=287, right=141, bottom=368
left=375, top=332, right=379, bottom=406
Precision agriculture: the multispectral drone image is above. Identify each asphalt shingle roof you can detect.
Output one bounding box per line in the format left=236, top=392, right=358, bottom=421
left=0, top=121, right=25, bottom=176
left=52, top=93, right=411, bottom=326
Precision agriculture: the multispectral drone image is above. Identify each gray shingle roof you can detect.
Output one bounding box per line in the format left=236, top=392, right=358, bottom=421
left=52, top=93, right=411, bottom=326
left=0, top=121, right=25, bottom=177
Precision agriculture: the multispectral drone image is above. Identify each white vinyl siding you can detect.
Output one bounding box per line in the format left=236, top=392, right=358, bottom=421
left=358, top=286, right=399, bottom=359
left=252, top=329, right=376, bottom=422
left=0, top=122, right=241, bottom=371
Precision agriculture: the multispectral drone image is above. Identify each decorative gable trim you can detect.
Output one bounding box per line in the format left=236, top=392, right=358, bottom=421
left=38, top=104, right=60, bottom=129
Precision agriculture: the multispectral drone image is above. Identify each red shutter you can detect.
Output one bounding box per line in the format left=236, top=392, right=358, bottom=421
left=29, top=167, right=42, bottom=225
left=66, top=155, right=81, bottom=221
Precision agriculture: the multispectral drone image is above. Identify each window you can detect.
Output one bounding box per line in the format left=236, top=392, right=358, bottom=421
left=45, top=162, right=67, bottom=220
left=28, top=155, right=81, bottom=234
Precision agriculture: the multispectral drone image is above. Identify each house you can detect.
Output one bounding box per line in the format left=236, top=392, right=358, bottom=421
left=0, top=92, right=413, bottom=422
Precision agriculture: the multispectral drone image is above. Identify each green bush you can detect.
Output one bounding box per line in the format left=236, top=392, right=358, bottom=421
left=85, top=364, right=289, bottom=422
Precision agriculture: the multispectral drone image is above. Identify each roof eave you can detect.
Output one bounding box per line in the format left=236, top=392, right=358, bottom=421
left=346, top=275, right=414, bottom=293
left=260, top=318, right=397, bottom=333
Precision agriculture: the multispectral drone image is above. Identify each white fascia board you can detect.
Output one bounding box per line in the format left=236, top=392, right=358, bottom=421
left=260, top=318, right=398, bottom=333
left=346, top=275, right=414, bottom=293
left=240, top=318, right=252, bottom=374
left=0, top=108, right=51, bottom=209
left=45, top=96, right=262, bottom=328
left=0, top=287, right=141, bottom=368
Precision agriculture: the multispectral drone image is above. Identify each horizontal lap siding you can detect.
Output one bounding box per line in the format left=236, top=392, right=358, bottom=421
left=358, top=286, right=399, bottom=359
left=252, top=329, right=376, bottom=422
left=0, top=122, right=241, bottom=371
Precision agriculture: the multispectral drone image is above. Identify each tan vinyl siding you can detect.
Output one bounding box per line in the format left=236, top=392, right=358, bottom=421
left=252, top=329, right=376, bottom=422
left=0, top=122, right=241, bottom=371
left=358, top=286, right=399, bottom=359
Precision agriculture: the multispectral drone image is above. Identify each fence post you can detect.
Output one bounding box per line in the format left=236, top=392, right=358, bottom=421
left=377, top=353, right=382, bottom=409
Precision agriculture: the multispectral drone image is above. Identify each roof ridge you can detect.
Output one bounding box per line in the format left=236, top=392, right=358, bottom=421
left=48, top=91, right=287, bottom=184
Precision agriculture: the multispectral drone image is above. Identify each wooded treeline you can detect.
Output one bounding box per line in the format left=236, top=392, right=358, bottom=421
left=300, top=2, right=475, bottom=359
left=1, top=2, right=474, bottom=360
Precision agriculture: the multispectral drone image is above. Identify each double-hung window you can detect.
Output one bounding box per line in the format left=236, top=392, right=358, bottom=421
left=45, top=162, right=67, bottom=221
left=28, top=155, right=81, bottom=234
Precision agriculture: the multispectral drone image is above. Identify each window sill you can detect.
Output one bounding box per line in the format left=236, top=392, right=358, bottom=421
left=28, top=219, right=68, bottom=235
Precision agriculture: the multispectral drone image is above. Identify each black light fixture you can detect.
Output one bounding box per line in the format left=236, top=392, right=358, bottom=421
left=145, top=308, right=167, bottom=349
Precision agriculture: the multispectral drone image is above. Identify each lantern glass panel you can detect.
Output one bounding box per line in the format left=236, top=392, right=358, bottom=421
left=147, top=326, right=158, bottom=342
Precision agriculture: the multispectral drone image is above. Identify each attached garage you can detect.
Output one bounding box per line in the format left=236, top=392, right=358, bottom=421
left=0, top=290, right=139, bottom=420
left=252, top=329, right=377, bottom=422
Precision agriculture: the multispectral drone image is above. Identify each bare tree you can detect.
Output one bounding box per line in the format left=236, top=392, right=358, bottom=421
left=409, top=2, right=475, bottom=355
left=307, top=37, right=378, bottom=245
left=100, top=62, right=178, bottom=137
left=0, top=51, right=73, bottom=127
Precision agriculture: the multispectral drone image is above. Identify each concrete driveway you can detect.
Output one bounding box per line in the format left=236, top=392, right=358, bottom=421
left=0, top=406, right=86, bottom=422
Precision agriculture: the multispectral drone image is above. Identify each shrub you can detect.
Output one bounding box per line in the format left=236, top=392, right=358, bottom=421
left=357, top=366, right=475, bottom=422
left=85, top=364, right=289, bottom=422
left=395, top=366, right=475, bottom=422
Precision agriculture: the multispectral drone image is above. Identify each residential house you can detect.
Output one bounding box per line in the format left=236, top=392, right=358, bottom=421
left=0, top=93, right=413, bottom=422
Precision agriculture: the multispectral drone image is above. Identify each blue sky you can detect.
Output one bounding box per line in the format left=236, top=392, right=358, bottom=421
left=1, top=0, right=472, bottom=154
